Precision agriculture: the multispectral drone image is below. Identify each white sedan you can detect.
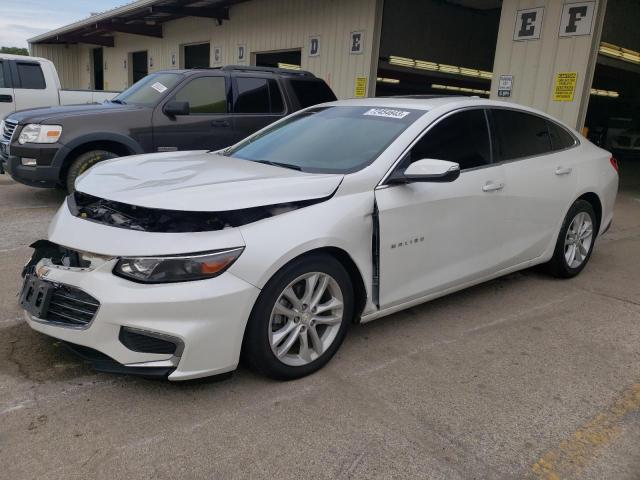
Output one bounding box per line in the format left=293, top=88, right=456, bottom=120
left=20, top=97, right=619, bottom=381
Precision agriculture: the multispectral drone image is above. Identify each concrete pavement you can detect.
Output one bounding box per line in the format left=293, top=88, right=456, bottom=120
left=1, top=160, right=639, bottom=479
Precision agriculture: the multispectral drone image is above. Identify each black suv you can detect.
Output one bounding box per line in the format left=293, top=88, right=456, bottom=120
left=0, top=66, right=336, bottom=191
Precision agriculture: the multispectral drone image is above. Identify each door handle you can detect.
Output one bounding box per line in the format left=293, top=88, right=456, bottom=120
left=211, top=119, right=230, bottom=128
left=482, top=181, right=504, bottom=192
left=555, top=166, right=572, bottom=175
left=0, top=94, right=12, bottom=103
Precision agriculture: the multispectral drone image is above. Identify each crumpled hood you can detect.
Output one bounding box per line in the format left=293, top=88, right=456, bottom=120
left=75, top=151, right=343, bottom=211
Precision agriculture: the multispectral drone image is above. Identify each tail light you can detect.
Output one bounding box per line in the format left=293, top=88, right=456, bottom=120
left=610, top=156, right=619, bottom=173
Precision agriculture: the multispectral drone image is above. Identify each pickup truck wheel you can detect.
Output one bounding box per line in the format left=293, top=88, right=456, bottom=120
left=65, top=150, right=118, bottom=193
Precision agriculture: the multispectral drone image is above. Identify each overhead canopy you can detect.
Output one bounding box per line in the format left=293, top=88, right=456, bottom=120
left=28, top=0, right=246, bottom=47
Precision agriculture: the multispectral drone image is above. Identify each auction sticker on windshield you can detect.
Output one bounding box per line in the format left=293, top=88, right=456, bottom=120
left=364, top=108, right=411, bottom=119
left=151, top=82, right=168, bottom=93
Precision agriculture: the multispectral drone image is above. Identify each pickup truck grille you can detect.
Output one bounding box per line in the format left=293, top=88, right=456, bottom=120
left=2, top=120, right=17, bottom=142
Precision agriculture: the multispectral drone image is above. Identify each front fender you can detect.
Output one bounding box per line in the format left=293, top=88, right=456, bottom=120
left=54, top=132, right=145, bottom=168
left=230, top=191, right=375, bottom=300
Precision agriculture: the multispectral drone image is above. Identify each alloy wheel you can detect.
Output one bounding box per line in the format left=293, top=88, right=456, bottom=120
left=564, top=211, right=594, bottom=269
left=268, top=272, right=344, bottom=367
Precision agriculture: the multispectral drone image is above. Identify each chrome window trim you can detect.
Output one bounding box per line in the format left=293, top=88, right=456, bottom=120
left=378, top=105, right=581, bottom=187
left=488, top=107, right=580, bottom=162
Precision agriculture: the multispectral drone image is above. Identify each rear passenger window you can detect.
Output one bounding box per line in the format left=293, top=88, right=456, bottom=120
left=235, top=78, right=284, bottom=114
left=16, top=63, right=45, bottom=89
left=408, top=109, right=491, bottom=170
left=492, top=109, right=551, bottom=160
left=547, top=120, right=576, bottom=151
left=289, top=79, right=337, bottom=108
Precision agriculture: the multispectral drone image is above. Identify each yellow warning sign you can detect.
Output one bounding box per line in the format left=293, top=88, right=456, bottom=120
left=553, top=72, right=578, bottom=102
left=354, top=76, right=367, bottom=98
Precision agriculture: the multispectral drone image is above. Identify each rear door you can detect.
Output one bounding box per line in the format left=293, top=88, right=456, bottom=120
left=0, top=59, right=15, bottom=119
left=376, top=108, right=508, bottom=308
left=10, top=60, right=51, bottom=110
left=231, top=76, right=287, bottom=143
left=491, top=109, right=579, bottom=265
left=152, top=74, right=236, bottom=151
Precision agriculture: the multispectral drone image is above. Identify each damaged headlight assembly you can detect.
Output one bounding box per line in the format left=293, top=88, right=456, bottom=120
left=113, top=248, right=244, bottom=283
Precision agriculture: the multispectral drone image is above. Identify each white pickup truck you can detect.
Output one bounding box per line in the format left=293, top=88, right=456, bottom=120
left=0, top=54, right=118, bottom=120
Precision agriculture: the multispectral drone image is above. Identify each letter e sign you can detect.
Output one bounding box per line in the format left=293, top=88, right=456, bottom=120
left=513, top=7, right=544, bottom=41
left=350, top=31, right=364, bottom=54
left=559, top=1, right=595, bottom=37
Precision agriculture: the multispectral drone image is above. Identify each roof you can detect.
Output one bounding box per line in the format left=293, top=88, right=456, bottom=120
left=28, top=0, right=247, bottom=46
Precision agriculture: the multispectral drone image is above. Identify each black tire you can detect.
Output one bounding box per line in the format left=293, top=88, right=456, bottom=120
left=243, top=253, right=353, bottom=380
left=65, top=150, right=118, bottom=193
left=545, top=199, right=597, bottom=278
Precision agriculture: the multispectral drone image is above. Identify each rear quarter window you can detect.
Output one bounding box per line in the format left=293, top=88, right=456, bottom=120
left=289, top=79, right=337, bottom=109
left=492, top=109, right=552, bottom=160
left=547, top=120, right=577, bottom=150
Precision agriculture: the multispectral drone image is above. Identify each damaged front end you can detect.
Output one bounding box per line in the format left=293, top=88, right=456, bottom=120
left=67, top=191, right=332, bottom=233
left=21, top=240, right=110, bottom=277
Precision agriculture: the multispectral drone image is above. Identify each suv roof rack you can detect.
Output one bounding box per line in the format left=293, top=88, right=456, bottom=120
left=218, top=65, right=316, bottom=78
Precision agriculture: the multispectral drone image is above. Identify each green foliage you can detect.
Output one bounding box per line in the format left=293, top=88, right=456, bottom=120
left=0, top=47, right=29, bottom=56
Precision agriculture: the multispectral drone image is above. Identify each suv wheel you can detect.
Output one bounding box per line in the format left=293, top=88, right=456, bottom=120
left=65, top=150, right=118, bottom=193
left=243, top=254, right=353, bottom=380
left=546, top=199, right=597, bottom=278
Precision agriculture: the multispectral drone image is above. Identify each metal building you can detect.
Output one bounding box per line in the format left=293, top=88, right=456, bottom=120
left=28, top=0, right=639, bottom=144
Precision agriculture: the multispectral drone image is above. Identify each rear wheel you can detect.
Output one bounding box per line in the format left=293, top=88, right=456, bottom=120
left=545, top=200, right=597, bottom=278
left=243, top=254, right=353, bottom=380
left=65, top=150, right=118, bottom=193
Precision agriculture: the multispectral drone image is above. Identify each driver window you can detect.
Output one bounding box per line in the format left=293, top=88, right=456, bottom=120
left=174, top=76, right=227, bottom=114
left=407, top=109, right=491, bottom=170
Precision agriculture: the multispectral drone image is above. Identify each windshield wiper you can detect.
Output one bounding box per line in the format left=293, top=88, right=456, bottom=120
left=110, top=99, right=126, bottom=104
left=250, top=160, right=302, bottom=171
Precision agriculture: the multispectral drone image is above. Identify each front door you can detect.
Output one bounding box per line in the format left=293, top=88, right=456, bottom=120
left=152, top=75, right=236, bottom=151
left=0, top=60, right=15, bottom=119
left=376, top=108, right=508, bottom=308
left=231, top=76, right=287, bottom=143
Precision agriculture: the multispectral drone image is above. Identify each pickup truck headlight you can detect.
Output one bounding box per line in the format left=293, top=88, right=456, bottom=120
left=18, top=124, right=62, bottom=144
left=113, top=248, right=244, bottom=283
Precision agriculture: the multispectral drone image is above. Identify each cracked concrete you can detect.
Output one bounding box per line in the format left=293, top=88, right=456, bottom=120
left=0, top=159, right=639, bottom=479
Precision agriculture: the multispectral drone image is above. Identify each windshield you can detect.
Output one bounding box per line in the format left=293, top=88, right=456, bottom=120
left=224, top=106, right=424, bottom=173
left=111, top=73, right=183, bottom=106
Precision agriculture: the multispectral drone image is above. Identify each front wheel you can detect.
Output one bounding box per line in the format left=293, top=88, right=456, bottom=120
left=243, top=254, right=353, bottom=380
left=545, top=200, right=597, bottom=278
left=65, top=150, right=118, bottom=193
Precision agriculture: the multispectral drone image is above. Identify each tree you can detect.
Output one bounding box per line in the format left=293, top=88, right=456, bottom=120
left=0, top=47, right=29, bottom=56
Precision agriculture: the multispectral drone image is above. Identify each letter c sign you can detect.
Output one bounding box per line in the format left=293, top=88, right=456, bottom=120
left=513, top=7, right=544, bottom=41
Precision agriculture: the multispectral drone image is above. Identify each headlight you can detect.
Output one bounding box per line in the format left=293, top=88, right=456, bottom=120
left=18, top=124, right=62, bottom=144
left=113, top=248, right=244, bottom=283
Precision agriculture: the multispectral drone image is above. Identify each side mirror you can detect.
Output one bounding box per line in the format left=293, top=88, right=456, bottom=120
left=163, top=100, right=190, bottom=117
left=389, top=158, right=460, bottom=184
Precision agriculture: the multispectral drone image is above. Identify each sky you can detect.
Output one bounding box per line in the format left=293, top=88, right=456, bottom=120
left=0, top=0, right=128, bottom=48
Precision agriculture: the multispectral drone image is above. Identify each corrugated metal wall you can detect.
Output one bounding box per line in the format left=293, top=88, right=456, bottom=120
left=490, top=0, right=605, bottom=129
left=33, top=0, right=380, bottom=99
left=31, top=44, right=82, bottom=89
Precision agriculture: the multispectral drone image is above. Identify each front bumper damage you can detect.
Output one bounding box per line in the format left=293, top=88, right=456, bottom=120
left=22, top=240, right=260, bottom=381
